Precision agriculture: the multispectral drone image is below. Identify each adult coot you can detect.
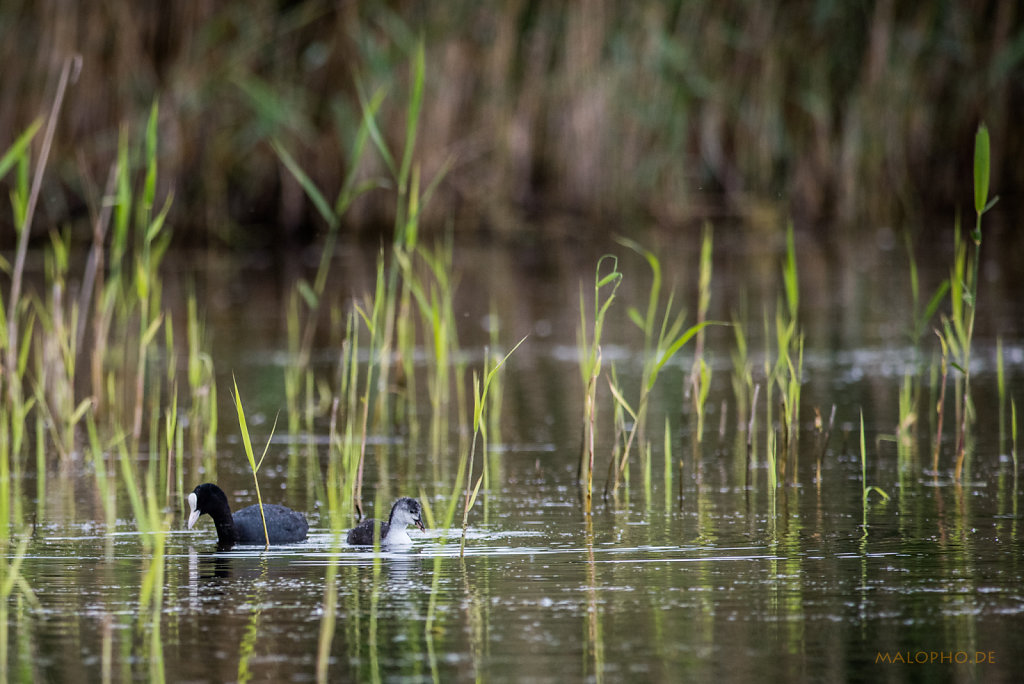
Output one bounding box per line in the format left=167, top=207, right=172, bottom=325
left=187, top=483, right=309, bottom=549
left=346, top=497, right=425, bottom=546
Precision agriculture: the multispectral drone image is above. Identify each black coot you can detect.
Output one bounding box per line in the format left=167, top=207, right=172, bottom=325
left=187, top=483, right=309, bottom=549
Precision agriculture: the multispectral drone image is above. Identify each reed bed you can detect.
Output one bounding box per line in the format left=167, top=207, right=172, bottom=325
left=2, top=50, right=1011, bottom=533
left=2, top=4, right=1021, bottom=245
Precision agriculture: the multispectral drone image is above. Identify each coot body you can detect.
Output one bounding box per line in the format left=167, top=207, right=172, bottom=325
left=187, top=483, right=309, bottom=549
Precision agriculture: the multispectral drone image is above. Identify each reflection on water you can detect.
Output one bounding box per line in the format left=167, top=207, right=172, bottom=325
left=6, top=236, right=1024, bottom=682
left=12, top=473, right=1024, bottom=682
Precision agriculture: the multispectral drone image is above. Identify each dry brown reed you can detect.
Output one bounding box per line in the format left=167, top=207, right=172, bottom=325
left=1, top=3, right=1020, bottom=244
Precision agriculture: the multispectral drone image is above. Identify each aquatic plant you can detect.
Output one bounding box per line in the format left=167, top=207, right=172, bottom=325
left=6, top=5, right=1020, bottom=244
left=1, top=99, right=51, bottom=543
left=936, top=124, right=997, bottom=480
left=128, top=102, right=174, bottom=449
left=4, top=56, right=75, bottom=414
left=997, top=337, right=1006, bottom=453
left=231, top=376, right=280, bottom=547
left=772, top=223, right=803, bottom=482
left=317, top=321, right=362, bottom=682
left=605, top=238, right=715, bottom=499
left=859, top=410, right=890, bottom=538
left=1012, top=397, right=1019, bottom=474
left=186, top=291, right=218, bottom=478
left=460, top=336, right=526, bottom=555
left=663, top=416, right=674, bottom=511
left=689, top=225, right=714, bottom=442
left=905, top=231, right=950, bottom=353
left=932, top=330, right=951, bottom=474
left=84, top=414, right=117, bottom=531
left=577, top=255, right=622, bottom=513
left=272, top=67, right=384, bottom=456
left=900, top=227, right=949, bottom=460
left=730, top=312, right=753, bottom=439
left=350, top=254, right=388, bottom=520
left=813, top=405, right=836, bottom=486
left=398, top=238, right=461, bottom=471
left=757, top=227, right=802, bottom=489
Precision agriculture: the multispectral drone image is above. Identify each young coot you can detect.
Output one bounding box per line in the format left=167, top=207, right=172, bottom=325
left=346, top=497, right=425, bottom=546
left=187, top=483, right=309, bottom=549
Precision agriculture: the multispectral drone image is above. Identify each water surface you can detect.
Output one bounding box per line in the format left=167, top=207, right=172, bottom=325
left=7, top=234, right=1024, bottom=682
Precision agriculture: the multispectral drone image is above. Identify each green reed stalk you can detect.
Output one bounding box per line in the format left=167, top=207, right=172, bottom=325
left=88, top=132, right=130, bottom=420
left=269, top=69, right=382, bottom=372
left=946, top=124, right=997, bottom=478
left=932, top=331, right=950, bottom=472
left=777, top=223, right=802, bottom=477
left=164, top=381, right=179, bottom=510
left=0, top=412, right=8, bottom=539
left=895, top=373, right=915, bottom=474
left=33, top=415, right=44, bottom=524
left=270, top=56, right=391, bottom=504
left=485, top=300, right=505, bottom=507
left=814, top=404, right=836, bottom=485
left=398, top=240, right=459, bottom=468
left=186, top=291, right=218, bottom=476
left=693, top=359, right=712, bottom=443
left=997, top=337, right=1006, bottom=453
left=766, top=423, right=778, bottom=491
left=232, top=376, right=279, bottom=547
left=85, top=414, right=117, bottom=530
left=351, top=254, right=387, bottom=520
left=341, top=313, right=362, bottom=520
left=284, top=292, right=302, bottom=442
left=577, top=255, right=622, bottom=512
left=690, top=224, right=714, bottom=441
left=606, top=239, right=716, bottom=499
left=905, top=231, right=950, bottom=352
left=731, top=312, right=753, bottom=434
left=130, top=102, right=173, bottom=450
left=606, top=372, right=637, bottom=489
left=460, top=337, right=526, bottom=555
left=901, top=228, right=949, bottom=464
left=663, top=416, right=673, bottom=511
left=370, top=40, right=447, bottom=453
left=860, top=410, right=891, bottom=538
left=1011, top=397, right=1018, bottom=473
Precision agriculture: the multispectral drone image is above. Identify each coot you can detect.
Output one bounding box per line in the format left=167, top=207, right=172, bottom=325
left=187, top=483, right=309, bottom=549
left=346, top=497, right=425, bottom=546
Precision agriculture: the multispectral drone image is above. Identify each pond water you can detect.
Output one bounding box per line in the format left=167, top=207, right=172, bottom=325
left=5, top=229, right=1024, bottom=683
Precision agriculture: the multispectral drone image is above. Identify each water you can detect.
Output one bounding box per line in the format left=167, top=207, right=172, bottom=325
left=6, top=232, right=1024, bottom=682
left=16, top=474, right=1024, bottom=682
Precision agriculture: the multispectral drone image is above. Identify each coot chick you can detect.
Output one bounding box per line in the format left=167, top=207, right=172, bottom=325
left=187, top=483, right=309, bottom=549
left=346, top=497, right=425, bottom=546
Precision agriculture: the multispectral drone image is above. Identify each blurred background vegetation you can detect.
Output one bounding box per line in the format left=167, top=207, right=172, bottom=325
left=1, top=0, right=1021, bottom=248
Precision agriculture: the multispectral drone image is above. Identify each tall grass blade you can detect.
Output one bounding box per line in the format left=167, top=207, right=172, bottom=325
left=973, top=123, right=990, bottom=219
left=232, top=376, right=270, bottom=547
left=0, top=120, right=42, bottom=181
